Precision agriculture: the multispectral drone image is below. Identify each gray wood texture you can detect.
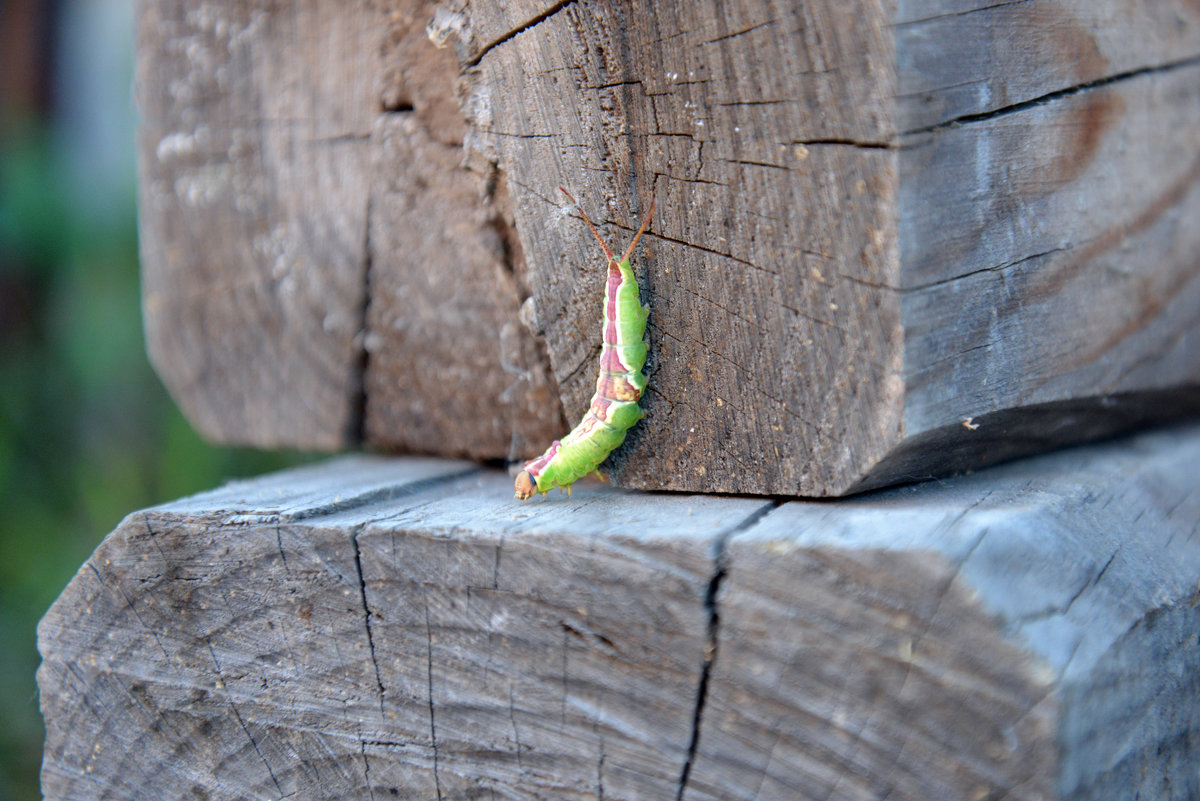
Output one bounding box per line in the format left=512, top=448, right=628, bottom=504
left=136, top=0, right=562, bottom=457
left=39, top=424, right=1200, bottom=800
left=136, top=0, right=1200, bottom=494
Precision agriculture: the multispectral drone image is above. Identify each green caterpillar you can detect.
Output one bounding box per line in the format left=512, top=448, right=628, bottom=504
left=514, top=188, right=654, bottom=500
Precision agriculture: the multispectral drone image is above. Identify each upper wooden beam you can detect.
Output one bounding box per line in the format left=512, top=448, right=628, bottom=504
left=136, top=0, right=1200, bottom=494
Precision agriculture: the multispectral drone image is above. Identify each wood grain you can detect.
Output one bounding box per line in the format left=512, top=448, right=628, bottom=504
left=137, top=0, right=1200, bottom=493
left=39, top=425, right=1200, bottom=800
left=891, top=57, right=1200, bottom=488
left=894, top=0, right=1200, bottom=132
left=363, top=114, right=562, bottom=460
left=137, top=0, right=378, bottom=450
left=464, top=0, right=904, bottom=498
left=136, top=0, right=561, bottom=456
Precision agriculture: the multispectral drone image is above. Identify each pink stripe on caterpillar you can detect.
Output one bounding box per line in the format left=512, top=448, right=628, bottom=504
left=589, top=395, right=620, bottom=425
left=523, top=440, right=561, bottom=480
left=603, top=319, right=620, bottom=351
left=603, top=262, right=631, bottom=345
left=604, top=261, right=623, bottom=326
left=573, top=414, right=604, bottom=437
left=599, top=347, right=627, bottom=372
left=595, top=372, right=641, bottom=403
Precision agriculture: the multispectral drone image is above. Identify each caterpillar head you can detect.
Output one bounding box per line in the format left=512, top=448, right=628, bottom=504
left=514, top=470, right=537, bottom=500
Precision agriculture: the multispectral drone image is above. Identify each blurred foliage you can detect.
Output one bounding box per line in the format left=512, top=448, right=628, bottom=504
left=0, top=109, right=311, bottom=801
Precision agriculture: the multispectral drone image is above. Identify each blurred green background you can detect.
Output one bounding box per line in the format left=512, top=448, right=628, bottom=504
left=1, top=3, right=308, bottom=798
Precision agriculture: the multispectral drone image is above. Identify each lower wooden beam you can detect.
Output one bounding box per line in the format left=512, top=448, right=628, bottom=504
left=38, top=426, right=1200, bottom=800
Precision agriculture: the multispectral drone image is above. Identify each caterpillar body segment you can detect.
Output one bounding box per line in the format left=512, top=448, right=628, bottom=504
left=514, top=189, right=654, bottom=500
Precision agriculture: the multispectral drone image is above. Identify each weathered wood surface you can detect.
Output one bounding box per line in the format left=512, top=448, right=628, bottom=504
left=137, top=0, right=1200, bottom=495
left=39, top=424, right=1200, bottom=800
left=136, top=0, right=562, bottom=457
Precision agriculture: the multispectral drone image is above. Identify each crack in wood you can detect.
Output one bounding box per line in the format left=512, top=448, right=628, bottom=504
left=702, top=20, right=777, bottom=46
left=352, top=526, right=387, bottom=716
left=280, top=467, right=483, bottom=523
left=715, top=98, right=792, bottom=107
left=676, top=502, right=779, bottom=800
left=651, top=171, right=729, bottom=188
left=508, top=687, right=526, bottom=774
left=207, top=642, right=285, bottom=797
left=1015, top=547, right=1121, bottom=628
left=347, top=195, right=374, bottom=446
left=892, top=0, right=1030, bottom=28
left=274, top=525, right=291, bottom=575
left=359, top=739, right=376, bottom=801
left=466, top=0, right=579, bottom=68
left=584, top=78, right=646, bottom=91
left=482, top=130, right=562, bottom=139
left=903, top=53, right=1200, bottom=136
left=902, top=247, right=1068, bottom=293
left=646, top=229, right=776, bottom=276
left=424, top=603, right=445, bottom=801
left=789, top=137, right=897, bottom=150
left=91, top=553, right=174, bottom=667
left=721, top=157, right=791, bottom=171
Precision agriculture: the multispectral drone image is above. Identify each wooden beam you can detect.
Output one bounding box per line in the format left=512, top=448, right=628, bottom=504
left=39, top=425, right=1200, bottom=799
left=136, top=0, right=1200, bottom=494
